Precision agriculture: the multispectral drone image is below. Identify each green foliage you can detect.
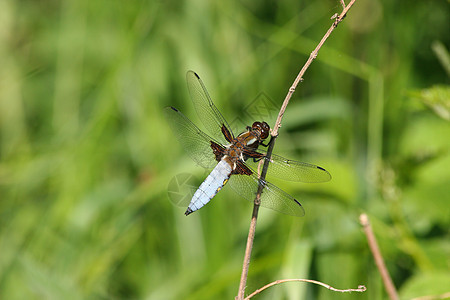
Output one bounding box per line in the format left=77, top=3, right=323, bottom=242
left=409, top=85, right=450, bottom=120
left=0, top=0, right=449, bottom=299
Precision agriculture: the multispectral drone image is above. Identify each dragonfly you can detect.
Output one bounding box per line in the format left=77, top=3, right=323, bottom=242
left=165, top=71, right=331, bottom=217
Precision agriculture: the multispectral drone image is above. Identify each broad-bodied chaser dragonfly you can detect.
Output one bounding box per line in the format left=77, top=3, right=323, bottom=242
left=165, top=71, right=331, bottom=217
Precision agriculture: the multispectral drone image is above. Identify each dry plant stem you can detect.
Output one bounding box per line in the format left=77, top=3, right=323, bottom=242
left=237, top=1, right=358, bottom=299
left=236, top=137, right=276, bottom=300
left=272, top=0, right=356, bottom=137
left=360, top=214, right=399, bottom=300
left=236, top=203, right=259, bottom=300
left=245, top=279, right=366, bottom=299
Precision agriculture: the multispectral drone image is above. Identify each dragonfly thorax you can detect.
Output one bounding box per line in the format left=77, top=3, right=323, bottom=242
left=223, top=121, right=269, bottom=162
left=239, top=121, right=270, bottom=149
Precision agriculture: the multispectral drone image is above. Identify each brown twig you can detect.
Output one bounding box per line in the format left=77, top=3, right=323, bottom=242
left=236, top=136, right=276, bottom=299
left=272, top=0, right=356, bottom=137
left=245, top=279, right=366, bottom=299
left=236, top=1, right=358, bottom=299
left=360, top=213, right=399, bottom=300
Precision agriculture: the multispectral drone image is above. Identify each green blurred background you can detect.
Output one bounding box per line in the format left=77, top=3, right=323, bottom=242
left=1, top=0, right=449, bottom=299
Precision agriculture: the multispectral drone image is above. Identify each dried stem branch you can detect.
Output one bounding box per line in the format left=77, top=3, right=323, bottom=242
left=272, top=0, right=356, bottom=137
left=236, top=1, right=358, bottom=299
left=245, top=279, right=366, bottom=299
left=236, top=136, right=276, bottom=299
left=360, top=213, right=399, bottom=300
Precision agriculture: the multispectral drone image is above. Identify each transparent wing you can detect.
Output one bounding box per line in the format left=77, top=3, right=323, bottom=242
left=164, top=106, right=219, bottom=169
left=245, top=150, right=332, bottom=183
left=186, top=70, right=234, bottom=144
left=227, top=171, right=305, bottom=217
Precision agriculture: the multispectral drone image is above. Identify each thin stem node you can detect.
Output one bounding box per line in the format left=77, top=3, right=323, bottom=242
left=245, top=279, right=366, bottom=299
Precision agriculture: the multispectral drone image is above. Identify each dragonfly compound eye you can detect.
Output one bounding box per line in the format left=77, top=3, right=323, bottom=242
left=253, top=121, right=270, bottom=139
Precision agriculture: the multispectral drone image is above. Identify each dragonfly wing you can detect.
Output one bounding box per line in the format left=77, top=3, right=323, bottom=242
left=186, top=71, right=234, bottom=144
left=227, top=172, right=305, bottom=217
left=247, top=150, right=331, bottom=183
left=164, top=106, right=218, bottom=169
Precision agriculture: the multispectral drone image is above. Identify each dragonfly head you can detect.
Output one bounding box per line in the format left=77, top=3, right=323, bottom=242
left=251, top=121, right=270, bottom=140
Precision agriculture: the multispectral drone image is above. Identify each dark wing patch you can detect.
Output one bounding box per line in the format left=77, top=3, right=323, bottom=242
left=221, top=124, right=233, bottom=143
left=232, top=160, right=253, bottom=175
left=210, top=141, right=225, bottom=162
